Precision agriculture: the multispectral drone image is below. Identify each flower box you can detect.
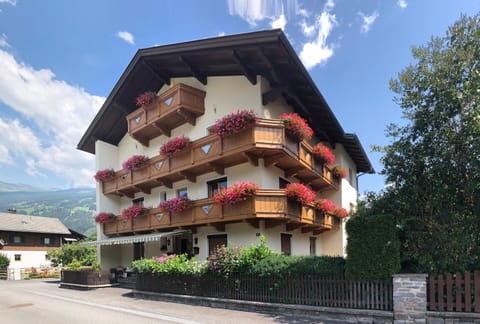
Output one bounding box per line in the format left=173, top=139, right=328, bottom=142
left=159, top=197, right=192, bottom=214
left=331, top=164, right=347, bottom=179
left=61, top=270, right=114, bottom=286
left=122, top=205, right=149, bottom=220
left=122, top=155, right=149, bottom=171
left=211, top=110, right=257, bottom=137
left=160, top=135, right=190, bottom=157
left=312, top=143, right=335, bottom=165
left=285, top=183, right=316, bottom=206
left=94, top=168, right=115, bottom=182
left=213, top=182, right=259, bottom=206
left=95, top=212, right=116, bottom=224
left=279, top=112, right=313, bottom=142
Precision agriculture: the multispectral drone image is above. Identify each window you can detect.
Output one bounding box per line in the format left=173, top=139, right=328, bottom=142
left=281, top=233, right=292, bottom=256
left=177, top=188, right=188, bottom=198
left=14, top=254, right=21, bottom=261
left=348, top=168, right=354, bottom=186
left=11, top=235, right=22, bottom=244
left=159, top=191, right=167, bottom=202
left=279, top=177, right=290, bottom=189
left=207, top=177, right=227, bottom=197
left=309, top=237, right=317, bottom=256
left=208, top=234, right=227, bottom=255
left=43, top=237, right=51, bottom=245
left=133, top=242, right=144, bottom=261
left=132, top=197, right=144, bottom=206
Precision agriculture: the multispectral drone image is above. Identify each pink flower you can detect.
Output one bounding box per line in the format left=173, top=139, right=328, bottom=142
left=93, top=169, right=115, bottom=181
left=158, top=197, right=192, bottom=213
left=122, top=155, right=149, bottom=171
left=279, top=112, right=313, bottom=142
left=159, top=136, right=190, bottom=157
left=94, top=212, right=116, bottom=224
left=285, top=183, right=316, bottom=206
left=211, top=110, right=257, bottom=137
left=313, top=143, right=335, bottom=165
left=314, top=199, right=336, bottom=214
left=213, top=182, right=259, bottom=206
left=135, top=91, right=156, bottom=107
left=121, top=205, right=149, bottom=220
left=334, top=208, right=349, bottom=218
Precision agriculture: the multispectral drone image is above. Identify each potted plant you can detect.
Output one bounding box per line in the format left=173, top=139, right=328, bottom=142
left=93, top=168, right=115, bottom=182
left=94, top=212, right=116, bottom=224
left=135, top=91, right=156, bottom=108
left=334, top=207, right=349, bottom=218
left=279, top=112, right=313, bottom=142
left=213, top=182, right=259, bottom=206
left=158, top=196, right=192, bottom=213
left=285, top=183, right=316, bottom=206
left=211, top=110, right=257, bottom=137
left=121, top=205, right=149, bottom=220
left=122, top=154, right=149, bottom=171
left=312, top=143, right=335, bottom=165
left=331, top=164, right=347, bottom=179
left=313, top=198, right=336, bottom=214
left=159, top=135, right=190, bottom=157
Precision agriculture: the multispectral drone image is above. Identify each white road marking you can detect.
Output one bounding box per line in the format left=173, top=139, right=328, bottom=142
left=25, top=289, right=203, bottom=324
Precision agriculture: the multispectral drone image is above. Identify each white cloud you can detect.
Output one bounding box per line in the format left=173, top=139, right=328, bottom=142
left=299, top=0, right=337, bottom=70
left=0, top=33, right=10, bottom=48
left=397, top=0, right=407, bottom=9
left=359, top=11, right=379, bottom=33
left=228, top=0, right=284, bottom=26
left=218, top=32, right=226, bottom=37
left=0, top=0, right=16, bottom=5
left=0, top=50, right=104, bottom=187
left=116, top=31, right=135, bottom=45
left=271, top=14, right=286, bottom=30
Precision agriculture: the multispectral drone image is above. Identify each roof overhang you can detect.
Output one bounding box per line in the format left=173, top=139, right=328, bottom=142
left=80, top=230, right=189, bottom=247
left=77, top=29, right=373, bottom=173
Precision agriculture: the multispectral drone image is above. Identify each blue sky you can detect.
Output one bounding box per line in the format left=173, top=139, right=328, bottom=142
left=0, top=0, right=478, bottom=193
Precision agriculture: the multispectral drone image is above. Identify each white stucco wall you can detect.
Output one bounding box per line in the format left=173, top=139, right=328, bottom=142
left=3, top=250, right=51, bottom=271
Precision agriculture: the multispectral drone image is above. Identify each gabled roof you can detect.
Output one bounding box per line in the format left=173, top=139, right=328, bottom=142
left=0, top=213, right=71, bottom=235
left=78, top=29, right=374, bottom=173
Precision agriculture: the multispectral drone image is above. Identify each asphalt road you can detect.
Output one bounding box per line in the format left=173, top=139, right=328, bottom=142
left=0, top=279, right=327, bottom=324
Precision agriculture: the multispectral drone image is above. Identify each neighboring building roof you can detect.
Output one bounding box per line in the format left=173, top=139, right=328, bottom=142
left=0, top=212, right=71, bottom=235
left=77, top=29, right=374, bottom=173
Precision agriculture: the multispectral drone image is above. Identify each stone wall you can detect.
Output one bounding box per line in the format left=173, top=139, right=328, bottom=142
left=393, top=274, right=428, bottom=323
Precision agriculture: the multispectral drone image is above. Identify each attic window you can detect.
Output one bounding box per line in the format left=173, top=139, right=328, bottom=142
left=12, top=235, right=22, bottom=244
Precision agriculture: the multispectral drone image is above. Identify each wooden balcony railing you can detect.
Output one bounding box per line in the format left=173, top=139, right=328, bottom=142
left=101, top=119, right=340, bottom=198
left=126, top=83, right=206, bottom=146
left=103, top=189, right=337, bottom=236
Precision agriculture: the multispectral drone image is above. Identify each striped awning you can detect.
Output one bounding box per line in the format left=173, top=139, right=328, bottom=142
left=80, top=230, right=190, bottom=246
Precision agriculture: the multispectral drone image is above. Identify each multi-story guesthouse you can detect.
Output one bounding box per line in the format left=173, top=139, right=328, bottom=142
left=0, top=210, right=72, bottom=279
left=78, top=30, right=373, bottom=270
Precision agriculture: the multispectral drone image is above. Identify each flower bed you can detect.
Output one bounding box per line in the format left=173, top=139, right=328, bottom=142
left=211, top=110, right=257, bottom=137
left=331, top=164, right=347, bottom=179
left=314, top=199, right=336, bottom=214
left=121, top=205, right=149, bottom=220
left=61, top=269, right=114, bottom=286
left=279, top=112, right=313, bottom=142
left=135, top=91, right=156, bottom=107
left=160, top=135, right=190, bottom=157
left=312, top=143, right=335, bottom=165
left=213, top=182, right=259, bottom=206
left=94, top=212, right=116, bottom=224
left=158, top=197, right=192, bottom=213
left=285, top=183, right=316, bottom=206
left=122, top=154, right=149, bottom=171
left=94, top=168, right=115, bottom=181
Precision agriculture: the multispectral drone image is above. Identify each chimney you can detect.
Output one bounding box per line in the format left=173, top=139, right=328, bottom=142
left=7, top=208, right=16, bottom=214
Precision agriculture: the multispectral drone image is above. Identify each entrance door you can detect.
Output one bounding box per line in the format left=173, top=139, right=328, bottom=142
left=281, top=233, right=292, bottom=256
left=208, top=234, right=227, bottom=255
left=133, top=242, right=144, bottom=260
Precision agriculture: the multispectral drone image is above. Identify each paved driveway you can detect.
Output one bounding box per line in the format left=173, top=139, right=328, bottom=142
left=0, top=279, right=330, bottom=323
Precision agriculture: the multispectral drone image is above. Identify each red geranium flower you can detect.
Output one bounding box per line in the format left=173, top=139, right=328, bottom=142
left=279, top=112, right=313, bottom=142
left=334, top=208, right=349, bottom=218
left=313, top=143, right=335, bottom=165
left=211, top=110, right=257, bottom=137
left=213, top=182, right=259, bottom=206
left=331, top=164, right=347, bottom=179
left=135, top=91, right=156, bottom=107
left=94, top=212, right=116, bottom=224
left=121, top=205, right=149, bottom=220
left=159, top=197, right=192, bottom=213
left=122, top=155, right=149, bottom=171
left=314, top=198, right=336, bottom=214
left=94, top=168, right=115, bottom=181
left=159, top=136, right=190, bottom=157
left=285, top=183, right=316, bottom=206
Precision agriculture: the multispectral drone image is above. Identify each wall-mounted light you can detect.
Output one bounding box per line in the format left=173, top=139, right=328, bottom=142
left=194, top=237, right=198, bottom=245
left=167, top=239, right=171, bottom=246
left=193, top=247, right=199, bottom=255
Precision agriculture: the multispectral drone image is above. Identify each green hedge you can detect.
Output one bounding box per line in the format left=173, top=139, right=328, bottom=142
left=345, top=214, right=400, bottom=280
left=252, top=255, right=345, bottom=277
left=0, top=253, right=9, bottom=269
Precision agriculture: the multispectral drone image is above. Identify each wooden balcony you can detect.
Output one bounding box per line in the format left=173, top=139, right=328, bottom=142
left=101, top=119, right=339, bottom=198
left=126, top=83, right=206, bottom=146
left=103, top=189, right=337, bottom=236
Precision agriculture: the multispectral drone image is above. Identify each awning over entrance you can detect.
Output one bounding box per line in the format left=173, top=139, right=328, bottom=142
left=80, top=230, right=190, bottom=246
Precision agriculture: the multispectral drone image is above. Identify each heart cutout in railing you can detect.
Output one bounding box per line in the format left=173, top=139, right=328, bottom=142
left=154, top=161, right=163, bottom=170
left=134, top=116, right=141, bottom=124
left=201, top=144, right=211, bottom=154
left=202, top=205, right=212, bottom=215
left=164, top=97, right=173, bottom=106
left=155, top=213, right=164, bottom=222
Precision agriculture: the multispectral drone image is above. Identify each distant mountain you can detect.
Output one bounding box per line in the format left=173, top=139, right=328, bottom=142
left=0, top=187, right=96, bottom=236
left=0, top=180, right=47, bottom=193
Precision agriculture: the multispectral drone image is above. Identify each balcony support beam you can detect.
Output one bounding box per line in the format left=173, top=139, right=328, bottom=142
left=210, top=223, right=225, bottom=232
left=265, top=220, right=284, bottom=229
left=133, top=185, right=151, bottom=195
left=176, top=108, right=196, bottom=126
left=262, top=87, right=287, bottom=105
left=245, top=219, right=259, bottom=228
left=232, top=50, right=257, bottom=86
left=178, top=171, right=196, bottom=183
left=286, top=223, right=302, bottom=232
left=301, top=226, right=315, bottom=234
left=152, top=121, right=171, bottom=137
left=209, top=162, right=224, bottom=175
left=312, top=229, right=327, bottom=235
left=179, top=55, right=207, bottom=85
left=285, top=166, right=304, bottom=177
left=117, top=190, right=134, bottom=199
left=242, top=152, right=258, bottom=166
left=131, top=134, right=149, bottom=147
left=264, top=153, right=285, bottom=167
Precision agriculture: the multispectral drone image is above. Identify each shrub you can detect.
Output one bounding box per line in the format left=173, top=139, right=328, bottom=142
left=159, top=135, right=190, bottom=157
left=211, top=110, right=257, bottom=137
left=132, top=254, right=203, bottom=275
left=279, top=112, right=313, bottom=142
left=158, top=197, right=191, bottom=213
left=312, top=143, right=335, bottom=165
left=213, top=182, right=259, bottom=206
left=47, top=243, right=97, bottom=267
left=121, top=205, right=149, bottom=220
left=252, top=255, right=345, bottom=277
left=0, top=253, right=9, bottom=269
left=345, top=214, right=400, bottom=280
left=122, top=154, right=149, bottom=171
left=93, top=168, right=115, bottom=181
left=285, top=183, right=316, bottom=206
left=135, top=91, right=156, bottom=107
left=94, top=212, right=116, bottom=224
